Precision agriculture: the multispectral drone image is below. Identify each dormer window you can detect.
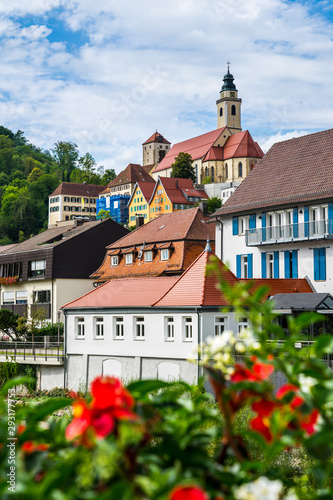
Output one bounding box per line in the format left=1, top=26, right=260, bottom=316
left=144, top=251, right=153, bottom=262
left=111, top=256, right=118, bottom=266
left=125, top=253, right=133, bottom=265
left=161, top=249, right=169, bottom=261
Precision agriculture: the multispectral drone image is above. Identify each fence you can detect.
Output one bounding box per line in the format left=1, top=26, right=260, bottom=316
left=0, top=337, right=64, bottom=362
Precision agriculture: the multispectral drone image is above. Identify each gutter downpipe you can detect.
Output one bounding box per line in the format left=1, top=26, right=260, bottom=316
left=219, top=219, right=223, bottom=262
left=63, top=309, right=67, bottom=389
left=196, top=308, right=204, bottom=382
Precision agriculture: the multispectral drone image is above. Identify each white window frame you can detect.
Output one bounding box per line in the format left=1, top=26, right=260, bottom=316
left=238, top=317, right=248, bottom=333
left=238, top=216, right=249, bottom=235
left=134, top=317, right=145, bottom=339
left=94, top=317, right=104, bottom=339
left=30, top=259, right=46, bottom=277
left=267, top=252, right=274, bottom=279
left=111, top=256, right=118, bottom=266
left=125, top=253, right=133, bottom=265
left=214, top=316, right=228, bottom=336
left=241, top=255, right=248, bottom=279
left=76, top=317, right=85, bottom=338
left=161, top=249, right=169, bottom=261
left=114, top=316, right=124, bottom=339
left=3, top=292, right=14, bottom=305
left=165, top=316, right=175, bottom=341
left=285, top=210, right=293, bottom=237
left=144, top=251, right=153, bottom=262
left=183, top=317, right=193, bottom=341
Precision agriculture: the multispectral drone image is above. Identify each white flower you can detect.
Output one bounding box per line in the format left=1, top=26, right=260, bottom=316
left=299, top=374, right=317, bottom=394
left=234, top=477, right=283, bottom=500
left=284, top=490, right=299, bottom=500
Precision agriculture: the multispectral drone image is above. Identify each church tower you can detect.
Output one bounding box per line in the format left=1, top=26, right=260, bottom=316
left=216, top=64, right=242, bottom=132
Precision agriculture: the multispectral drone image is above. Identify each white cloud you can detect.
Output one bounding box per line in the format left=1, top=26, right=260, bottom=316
left=258, top=130, right=310, bottom=153
left=0, top=0, right=332, bottom=173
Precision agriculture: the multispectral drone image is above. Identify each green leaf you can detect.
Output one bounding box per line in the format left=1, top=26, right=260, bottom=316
left=315, top=335, right=333, bottom=355
left=126, top=379, right=171, bottom=397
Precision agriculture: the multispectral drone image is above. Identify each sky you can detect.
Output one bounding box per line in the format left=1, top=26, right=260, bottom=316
left=0, top=0, right=333, bottom=173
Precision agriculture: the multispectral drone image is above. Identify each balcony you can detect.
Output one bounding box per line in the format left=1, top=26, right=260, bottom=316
left=0, top=338, right=64, bottom=365
left=246, top=219, right=333, bottom=246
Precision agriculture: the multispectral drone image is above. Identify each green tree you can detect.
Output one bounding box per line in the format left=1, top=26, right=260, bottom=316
left=0, top=309, right=19, bottom=340
left=97, top=209, right=111, bottom=219
left=170, top=152, right=196, bottom=182
left=207, top=195, right=222, bottom=213
left=27, top=167, right=43, bottom=183
left=101, top=168, right=116, bottom=184
left=52, top=141, right=79, bottom=182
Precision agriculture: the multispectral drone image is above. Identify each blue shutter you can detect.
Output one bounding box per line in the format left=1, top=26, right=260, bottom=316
left=304, top=206, right=309, bottom=237
left=236, top=255, right=241, bottom=278
left=249, top=214, right=256, bottom=230
left=261, top=252, right=267, bottom=278
left=313, top=248, right=319, bottom=281
left=328, top=203, right=333, bottom=235
left=261, top=212, right=266, bottom=242
left=273, top=251, right=279, bottom=278
left=320, top=248, right=326, bottom=280
left=292, top=250, right=298, bottom=278
left=293, top=207, right=298, bottom=238
left=284, top=251, right=290, bottom=278
left=248, top=254, right=253, bottom=278
left=232, top=216, right=239, bottom=235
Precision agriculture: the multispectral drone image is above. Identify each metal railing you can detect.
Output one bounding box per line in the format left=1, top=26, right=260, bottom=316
left=266, top=339, right=333, bottom=366
left=246, top=219, right=333, bottom=246
left=0, top=339, right=64, bottom=362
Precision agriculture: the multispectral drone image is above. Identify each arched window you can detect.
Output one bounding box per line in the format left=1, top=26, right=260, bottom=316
left=195, top=164, right=198, bottom=183
left=238, top=162, right=243, bottom=177
left=219, top=107, right=223, bottom=117
left=205, top=167, right=209, bottom=177
left=211, top=166, right=215, bottom=182
left=231, top=105, right=236, bottom=116
left=225, top=163, right=228, bottom=179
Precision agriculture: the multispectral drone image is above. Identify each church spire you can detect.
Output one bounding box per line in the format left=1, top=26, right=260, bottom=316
left=216, top=62, right=242, bottom=132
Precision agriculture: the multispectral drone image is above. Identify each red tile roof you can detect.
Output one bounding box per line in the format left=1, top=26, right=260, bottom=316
left=62, top=276, right=178, bottom=309
left=154, top=250, right=239, bottom=307
left=101, top=164, right=155, bottom=195
left=153, top=177, right=208, bottom=205
left=154, top=128, right=227, bottom=172
left=142, top=131, right=171, bottom=145
left=107, top=207, right=215, bottom=249
left=222, top=131, right=264, bottom=160
left=50, top=182, right=105, bottom=197
left=240, top=278, right=313, bottom=300
left=213, top=128, right=333, bottom=217
left=137, top=181, right=155, bottom=202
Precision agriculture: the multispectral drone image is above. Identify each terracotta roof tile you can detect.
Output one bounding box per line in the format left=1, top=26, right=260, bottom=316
left=213, top=128, right=333, bottom=217
left=106, top=164, right=155, bottom=189
left=142, top=131, right=171, bottom=145
left=240, top=278, right=313, bottom=300
left=50, top=182, right=105, bottom=197
left=62, top=276, right=178, bottom=309
left=223, top=131, right=264, bottom=160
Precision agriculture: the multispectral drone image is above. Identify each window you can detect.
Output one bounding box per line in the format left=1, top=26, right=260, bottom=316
left=114, top=317, right=124, bottom=338
left=286, top=210, right=293, bottom=237
left=267, top=212, right=274, bottom=240
left=236, top=254, right=253, bottom=279
left=310, top=207, right=318, bottom=235
left=267, top=253, right=274, bottom=278
left=165, top=317, right=174, bottom=340
left=241, top=255, right=248, bottom=278
left=238, top=216, right=249, bottom=235
left=3, top=292, right=14, bottom=305
left=71, top=197, right=76, bottom=202
left=94, top=317, right=104, bottom=338
left=314, top=248, right=326, bottom=281
left=157, top=189, right=163, bottom=195
left=111, top=256, right=118, bottom=266
left=238, top=317, right=248, bottom=333
left=225, top=163, right=228, bottom=179
left=135, top=317, right=145, bottom=339
left=238, top=162, right=243, bottom=177
left=284, top=250, right=298, bottom=279
left=33, top=290, right=50, bottom=303
left=219, top=107, right=223, bottom=117
left=125, top=253, right=133, bottom=265
left=29, top=260, right=46, bottom=277
left=144, top=251, right=153, bottom=262
left=215, top=317, right=227, bottom=336
left=76, top=317, right=85, bottom=338
left=211, top=166, right=215, bottom=182
left=161, top=249, right=169, bottom=261
left=231, top=105, right=236, bottom=116
left=64, top=197, right=70, bottom=202
left=195, top=164, right=198, bottom=183
left=183, top=317, right=193, bottom=341
left=16, top=291, right=28, bottom=304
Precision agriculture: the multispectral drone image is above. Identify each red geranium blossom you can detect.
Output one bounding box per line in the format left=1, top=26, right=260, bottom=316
left=22, top=441, right=49, bottom=454
left=170, top=485, right=209, bottom=500
left=231, top=357, right=274, bottom=383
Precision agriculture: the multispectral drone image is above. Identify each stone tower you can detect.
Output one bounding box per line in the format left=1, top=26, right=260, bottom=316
left=216, top=64, right=242, bottom=132
left=142, top=132, right=171, bottom=167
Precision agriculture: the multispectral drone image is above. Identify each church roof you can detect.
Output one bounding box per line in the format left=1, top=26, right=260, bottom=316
left=143, top=131, right=171, bottom=145
left=212, top=128, right=333, bottom=217
left=154, top=128, right=227, bottom=173
left=221, top=69, right=237, bottom=92
left=202, top=131, right=263, bottom=162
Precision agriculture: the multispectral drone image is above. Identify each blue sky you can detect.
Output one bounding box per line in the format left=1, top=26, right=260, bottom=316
left=0, top=0, right=332, bottom=173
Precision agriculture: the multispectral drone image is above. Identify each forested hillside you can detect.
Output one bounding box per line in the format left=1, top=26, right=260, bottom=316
left=0, top=127, right=115, bottom=244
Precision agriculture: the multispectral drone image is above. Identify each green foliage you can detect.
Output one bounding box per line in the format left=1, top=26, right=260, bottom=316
left=170, top=152, right=196, bottom=182
left=0, top=308, right=19, bottom=339
left=202, top=176, right=212, bottom=184
left=97, top=209, right=111, bottom=219
left=207, top=196, right=222, bottom=214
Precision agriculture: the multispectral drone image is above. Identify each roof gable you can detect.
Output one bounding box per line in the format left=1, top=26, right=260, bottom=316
left=143, top=131, right=171, bottom=145
left=50, top=182, right=105, bottom=197
left=107, top=164, right=155, bottom=189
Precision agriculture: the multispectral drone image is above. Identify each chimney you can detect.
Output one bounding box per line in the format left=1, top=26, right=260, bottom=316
left=175, top=179, right=178, bottom=189
left=136, top=215, right=145, bottom=228
left=199, top=201, right=208, bottom=216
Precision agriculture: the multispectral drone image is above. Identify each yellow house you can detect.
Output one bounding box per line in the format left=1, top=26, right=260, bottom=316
left=149, top=177, right=208, bottom=221
left=128, top=181, right=155, bottom=226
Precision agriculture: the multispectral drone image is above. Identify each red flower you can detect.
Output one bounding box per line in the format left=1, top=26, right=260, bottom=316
left=66, top=377, right=138, bottom=446
left=300, top=409, right=320, bottom=435
left=250, top=414, right=273, bottom=442
left=231, top=357, right=274, bottom=383
left=170, top=485, right=209, bottom=500
left=276, top=384, right=304, bottom=409
left=22, top=441, right=49, bottom=454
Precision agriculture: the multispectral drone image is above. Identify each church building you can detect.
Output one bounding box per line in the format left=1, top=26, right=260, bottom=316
left=151, top=67, right=263, bottom=185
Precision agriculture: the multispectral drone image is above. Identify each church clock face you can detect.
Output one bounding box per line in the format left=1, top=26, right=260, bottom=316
left=230, top=92, right=236, bottom=97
